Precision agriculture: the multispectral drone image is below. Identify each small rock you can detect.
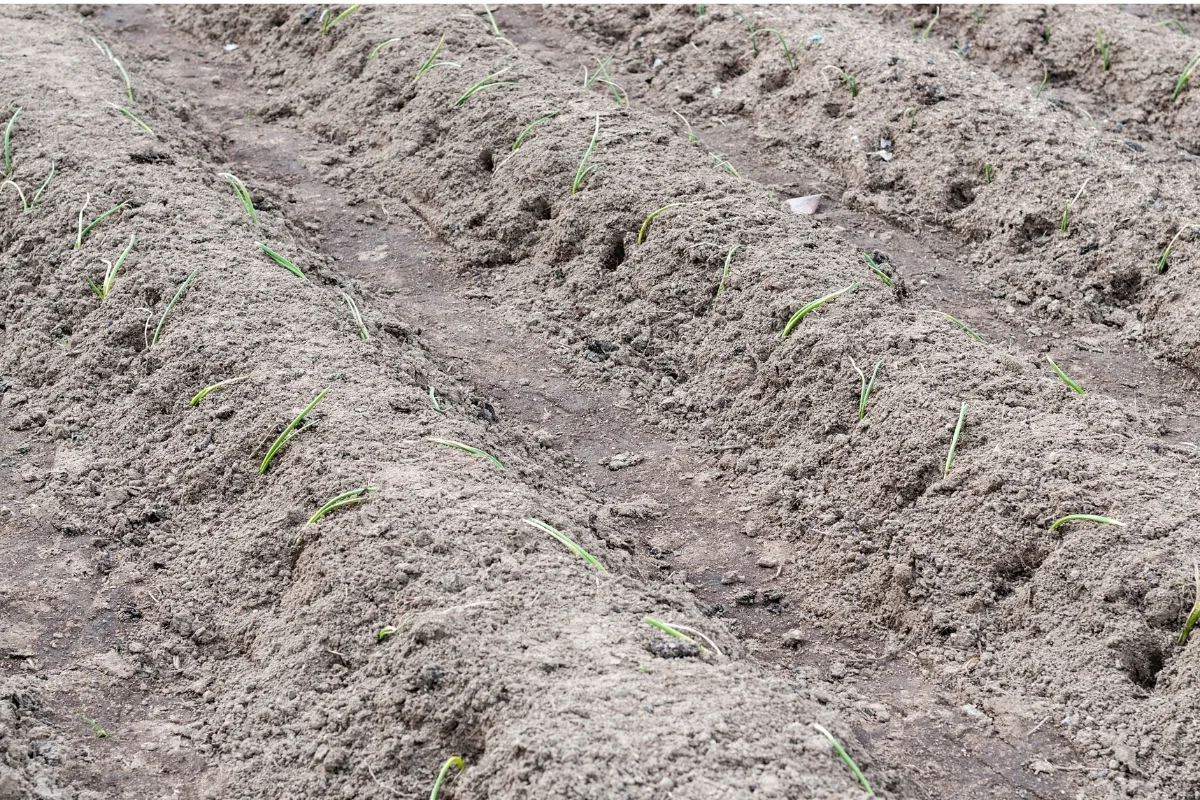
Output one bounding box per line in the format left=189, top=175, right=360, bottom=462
left=756, top=555, right=779, bottom=569
left=223, top=43, right=239, bottom=51
left=603, top=452, right=644, bottom=471
left=720, top=571, right=745, bottom=585
left=781, top=629, right=805, bottom=649
left=829, top=661, right=847, bottom=680
left=440, top=574, right=465, bottom=593
left=1028, top=760, right=1056, bottom=775
left=127, top=642, right=146, bottom=654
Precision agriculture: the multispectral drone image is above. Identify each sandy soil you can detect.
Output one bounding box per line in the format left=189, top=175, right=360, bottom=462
left=3, top=5, right=1200, bottom=800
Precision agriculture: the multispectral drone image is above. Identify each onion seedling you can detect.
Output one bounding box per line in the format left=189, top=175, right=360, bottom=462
left=319, top=4, right=360, bottom=36
left=761, top=29, right=797, bottom=70
left=1178, top=563, right=1200, bottom=645
left=377, top=625, right=397, bottom=642
left=75, top=197, right=127, bottom=249
left=1060, top=178, right=1089, bottom=233
left=1095, top=28, right=1112, bottom=71
left=781, top=282, right=859, bottom=337
left=3, top=107, right=19, bottom=176
left=861, top=252, right=892, bottom=287
left=823, top=66, right=858, bottom=97
left=151, top=268, right=198, bottom=346
left=524, top=518, right=608, bottom=573
left=92, top=37, right=114, bottom=59
left=430, top=756, right=464, bottom=800
left=482, top=4, right=502, bottom=36
left=92, top=38, right=133, bottom=101
left=944, top=402, right=967, bottom=477
left=716, top=243, right=741, bottom=297
left=308, top=486, right=377, bottom=524
left=189, top=374, right=250, bottom=406
left=672, top=109, right=698, bottom=143
left=414, top=34, right=460, bottom=81
left=428, top=386, right=445, bottom=414
left=849, top=356, right=882, bottom=421
left=1046, top=356, right=1084, bottom=394
left=1049, top=514, right=1124, bottom=530
left=583, top=56, right=628, bottom=105
left=732, top=6, right=759, bottom=57
left=930, top=310, right=982, bottom=341
left=812, top=723, right=874, bottom=796
left=1155, top=19, right=1188, bottom=34
left=106, top=102, right=152, bottom=135
left=1157, top=225, right=1192, bottom=273
left=88, top=235, right=135, bottom=301
left=983, top=162, right=993, bottom=183
left=260, top=387, right=330, bottom=474
left=453, top=69, right=519, bottom=108
left=32, top=161, right=54, bottom=206
left=428, top=437, right=504, bottom=470
left=1036, top=64, right=1049, bottom=99
left=1174, top=53, right=1200, bottom=101
left=257, top=242, right=306, bottom=279
left=710, top=153, right=740, bottom=177
left=369, top=38, right=400, bottom=60
left=512, top=110, right=559, bottom=151
left=637, top=203, right=677, bottom=245
left=1, top=180, right=26, bottom=210
left=572, top=115, right=600, bottom=194
left=343, top=292, right=369, bottom=340
left=920, top=6, right=939, bottom=39
left=643, top=616, right=722, bottom=657
left=80, top=715, right=109, bottom=739
left=220, top=172, right=258, bottom=224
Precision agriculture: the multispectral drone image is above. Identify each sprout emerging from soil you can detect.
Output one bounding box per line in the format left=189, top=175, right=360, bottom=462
left=643, top=616, right=723, bottom=657
left=1036, top=65, right=1048, bottom=99
left=761, top=29, right=797, bottom=70
left=220, top=172, right=258, bottom=225
left=673, top=109, right=698, bottom=143
left=1174, top=53, right=1200, bottom=101
left=151, top=268, right=199, bottom=347
left=80, top=715, right=108, bottom=739
left=257, top=242, right=306, bottom=279
left=572, top=115, right=600, bottom=194
left=732, top=6, right=759, bottom=57
left=88, top=234, right=135, bottom=302
left=637, top=203, right=678, bottom=245
left=319, top=4, right=360, bottom=36
left=106, top=102, right=153, bottom=135
left=1155, top=19, right=1188, bottom=34
left=861, top=252, right=892, bottom=287
left=983, top=162, right=993, bottom=184
left=812, top=723, right=874, bottom=796
left=1046, top=356, right=1084, bottom=395
left=343, top=292, right=369, bottom=340
left=1178, top=563, right=1200, bottom=646
left=377, top=625, right=397, bottom=642
left=823, top=65, right=858, bottom=97
left=1060, top=178, right=1089, bottom=233
left=717, top=243, right=741, bottom=297
left=308, top=486, right=377, bottom=524
left=919, top=7, right=939, bottom=40
left=524, top=518, right=609, bottom=573
left=414, top=35, right=461, bottom=81
left=512, top=110, right=559, bottom=151
left=944, top=402, right=967, bottom=478
left=1157, top=225, right=1193, bottom=273
left=453, top=69, right=519, bottom=108
left=189, top=374, right=250, bottom=406
left=75, top=197, right=127, bottom=249
left=430, top=756, right=464, bottom=800
left=929, top=310, right=983, bottom=341
left=369, top=38, right=400, bottom=60
left=1049, top=514, right=1124, bottom=530
left=32, top=160, right=54, bottom=207
left=1, top=180, right=27, bottom=211
left=482, top=4, right=503, bottom=37
left=849, top=357, right=883, bottom=421
left=781, top=283, right=859, bottom=338
left=428, top=438, right=504, bottom=470
left=92, top=38, right=134, bottom=102
left=3, top=107, right=20, bottom=176
left=260, top=387, right=330, bottom=474
left=709, top=152, right=740, bottom=177
left=583, top=56, right=628, bottom=106
left=428, top=386, right=445, bottom=414
left=1095, top=28, right=1112, bottom=72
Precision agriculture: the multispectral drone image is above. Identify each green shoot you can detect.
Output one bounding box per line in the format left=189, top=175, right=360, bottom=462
left=219, top=172, right=258, bottom=225
left=761, top=29, right=796, bottom=70
left=1046, top=356, right=1084, bottom=395
left=1157, top=225, right=1192, bottom=273
left=453, top=69, right=519, bottom=108
left=377, top=625, right=397, bottom=642
left=920, top=7, right=939, bottom=39
left=414, top=35, right=461, bottom=81
left=1173, top=53, right=1200, bottom=101
left=92, top=37, right=114, bottom=59
left=1049, top=514, right=1124, bottom=530
left=428, top=437, right=504, bottom=470
left=260, top=387, right=330, bottom=474
left=3, top=107, right=20, bottom=176
left=189, top=374, right=250, bottom=406
left=672, top=109, right=698, bottom=143
left=80, top=715, right=109, bottom=739
left=2, top=180, right=27, bottom=211
left=1096, top=28, right=1111, bottom=71
left=945, top=402, right=967, bottom=478
left=512, top=110, right=559, bottom=151
left=696, top=4, right=706, bottom=15
left=637, top=203, right=677, bottom=245
left=524, top=518, right=608, bottom=573
left=572, top=115, right=600, bottom=194
left=861, top=252, right=892, bottom=287
left=1036, top=65, right=1048, bottom=98
left=1060, top=178, right=1089, bottom=233
left=75, top=198, right=127, bottom=249
left=151, top=268, right=198, bottom=346
left=32, top=160, right=54, bottom=206
left=482, top=4, right=502, bottom=36
left=710, top=152, right=740, bottom=177
left=717, top=243, right=741, bottom=297
left=1178, top=563, right=1200, bottom=645
left=113, top=58, right=134, bottom=103
left=1041, top=25, right=1053, bottom=45
left=781, top=282, right=859, bottom=338
left=430, top=756, right=464, bottom=800
left=930, top=310, right=983, bottom=341
left=812, top=723, right=874, bottom=796
left=973, top=5, right=987, bottom=25
left=428, top=386, right=445, bottom=414
left=849, top=356, right=882, bottom=421
left=1154, top=19, right=1187, bottom=34
left=369, top=38, right=400, bottom=60
left=983, top=162, right=993, bottom=183
left=106, top=102, right=153, bottom=135
left=320, top=4, right=361, bottom=36
left=643, top=616, right=710, bottom=656
left=88, top=235, right=135, bottom=301
left=257, top=242, right=306, bottom=279
left=583, top=56, right=628, bottom=106
left=824, top=65, right=858, bottom=97
left=343, top=292, right=369, bottom=340
left=308, top=486, right=377, bottom=524
left=732, top=6, right=759, bottom=57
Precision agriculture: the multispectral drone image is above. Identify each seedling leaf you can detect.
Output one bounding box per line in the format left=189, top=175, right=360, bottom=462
left=106, top=102, right=153, bottom=135
left=781, top=283, right=859, bottom=337
left=220, top=172, right=258, bottom=225
left=524, top=518, right=608, bottom=573
left=1046, top=356, right=1084, bottom=395
left=369, top=38, right=400, bottom=60
left=637, top=203, right=677, bottom=245
left=260, top=387, right=330, bottom=474
left=32, top=160, right=54, bottom=206
left=343, top=292, right=369, bottom=340
left=89, top=234, right=135, bottom=301
left=512, top=110, right=559, bottom=151
left=189, top=374, right=250, bottom=406
left=761, top=29, right=797, bottom=70
left=930, top=310, right=983, bottom=341
left=151, top=268, right=199, bottom=346
left=572, top=115, right=600, bottom=194
left=75, top=199, right=127, bottom=249
left=414, top=35, right=461, bottom=81
left=861, top=252, right=892, bottom=287
left=80, top=715, right=109, bottom=739
left=1, top=180, right=27, bottom=211
left=944, top=402, right=967, bottom=477
left=428, top=437, right=504, bottom=470
left=320, top=3, right=360, bottom=35
left=849, top=356, right=883, bottom=421
left=3, top=107, right=20, bottom=176
left=1174, top=53, right=1200, bottom=101
left=812, top=723, right=874, bottom=796
left=1178, top=563, right=1200, bottom=645
left=453, top=69, right=519, bottom=108
left=308, top=487, right=377, bottom=524
left=717, top=243, right=741, bottom=297
left=1157, top=224, right=1192, bottom=273
left=257, top=242, right=306, bottom=279
left=1049, top=514, right=1124, bottom=530
left=732, top=6, right=759, bottom=57
left=430, top=756, right=464, bottom=800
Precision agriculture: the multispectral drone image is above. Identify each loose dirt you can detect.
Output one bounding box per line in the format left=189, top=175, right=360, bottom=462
left=4, top=5, right=1200, bottom=800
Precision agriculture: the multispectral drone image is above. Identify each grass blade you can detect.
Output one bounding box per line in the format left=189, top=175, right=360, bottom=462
left=113, top=57, right=134, bottom=102
left=343, top=292, right=369, bottom=340
left=861, top=252, right=892, bottom=286
left=944, top=402, right=967, bottom=477
left=929, top=310, right=983, bottom=341
left=31, top=160, right=54, bottom=206
left=414, top=34, right=461, bottom=81
left=482, top=4, right=502, bottom=36
left=1046, top=356, right=1084, bottom=395
left=257, top=242, right=306, bottom=279
left=637, top=203, right=678, bottom=245
left=91, top=234, right=135, bottom=301
left=91, top=37, right=114, bottom=60
left=106, top=102, right=153, bottom=135
left=369, top=38, right=400, bottom=60
left=1178, top=563, right=1200, bottom=645
left=1049, top=514, right=1124, bottom=531
left=812, top=723, right=875, bottom=796
left=1036, top=64, right=1048, bottom=99
left=260, top=388, right=330, bottom=474
left=1157, top=224, right=1192, bottom=273
left=320, top=3, right=361, bottom=35
left=151, top=269, right=199, bottom=347
left=512, top=110, right=559, bottom=151
left=849, top=356, right=882, bottom=421
left=428, top=386, right=445, bottom=414
left=717, top=243, right=741, bottom=297
left=308, top=486, right=377, bottom=524
left=4, top=107, right=20, bottom=176
left=709, top=152, right=739, bottom=177
left=2, top=180, right=27, bottom=211
left=673, top=109, right=698, bottom=143
left=453, top=70, right=519, bottom=108
left=732, top=5, right=759, bottom=57
left=761, top=28, right=796, bottom=70
left=1060, top=178, right=1090, bottom=233
left=430, top=756, right=464, bottom=800
left=572, top=115, right=600, bottom=194
left=219, top=172, right=258, bottom=224
left=428, top=437, right=504, bottom=470
left=781, top=282, right=859, bottom=338
left=1173, top=53, right=1200, bottom=101
left=643, top=616, right=722, bottom=657
left=524, top=518, right=608, bottom=573
left=189, top=374, right=251, bottom=406
left=75, top=199, right=127, bottom=249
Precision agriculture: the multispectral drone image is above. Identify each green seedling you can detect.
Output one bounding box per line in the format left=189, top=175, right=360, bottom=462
left=257, top=242, right=305, bottom=279
left=414, top=35, right=460, bottom=81
left=930, top=310, right=983, bottom=341
left=220, top=172, right=258, bottom=225
left=1173, top=53, right=1200, bottom=101
left=377, top=625, right=398, bottom=642
left=308, top=486, right=377, bottom=524
left=1036, top=65, right=1049, bottom=98
left=1178, top=563, right=1200, bottom=645
left=710, top=152, right=740, bottom=177
left=106, top=102, right=152, bottom=135
left=189, top=374, right=250, bottom=406
left=1060, top=178, right=1089, bottom=233
left=812, top=723, right=874, bottom=796
left=428, top=437, right=504, bottom=470
left=320, top=4, right=360, bottom=36
left=430, top=756, right=464, bottom=800
left=1096, top=28, right=1112, bottom=71
left=824, top=65, right=858, bottom=97
left=983, top=162, right=993, bottom=183
left=428, top=386, right=445, bottom=414
left=944, top=402, right=967, bottom=477
left=644, top=616, right=708, bottom=655
left=1049, top=514, right=1124, bottom=530
left=920, top=7, right=939, bottom=39
left=80, top=715, right=109, bottom=739
left=259, top=387, right=330, bottom=474
left=343, top=292, right=369, bottom=340
left=781, top=282, right=859, bottom=338
left=973, top=5, right=987, bottom=25
left=583, top=56, right=628, bottom=106
left=733, top=6, right=759, bottom=57
left=673, top=109, right=698, bottom=143
left=1157, top=224, right=1192, bottom=273
left=1041, top=25, right=1053, bottom=45
left=524, top=518, right=608, bottom=573
left=761, top=29, right=797, bottom=70
left=696, top=4, right=706, bottom=15
left=2, top=180, right=27, bottom=210
left=717, top=243, right=741, bottom=297
left=862, top=252, right=892, bottom=287
left=92, top=38, right=133, bottom=101
left=369, top=38, right=400, bottom=60
left=512, top=110, right=559, bottom=151
left=849, top=356, right=882, bottom=421
left=1046, top=356, right=1084, bottom=395
left=92, top=37, right=114, bottom=59
left=1154, top=19, right=1187, bottom=34
left=3, top=107, right=19, bottom=175
left=151, top=268, right=198, bottom=346
left=75, top=197, right=127, bottom=249
left=453, top=69, right=519, bottom=108
left=32, top=161, right=54, bottom=206
left=637, top=203, right=677, bottom=245
left=572, top=115, right=600, bottom=194
left=483, top=3, right=503, bottom=36
left=88, top=234, right=135, bottom=301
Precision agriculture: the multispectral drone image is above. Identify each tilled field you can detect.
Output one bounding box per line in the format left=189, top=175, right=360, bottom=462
left=3, top=5, right=1200, bottom=800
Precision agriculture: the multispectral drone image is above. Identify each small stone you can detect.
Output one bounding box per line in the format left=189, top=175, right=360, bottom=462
left=756, top=555, right=779, bottom=569
left=829, top=661, right=847, bottom=680
left=440, top=574, right=465, bottom=593
left=127, top=642, right=146, bottom=654
left=781, top=629, right=805, bottom=649
left=603, top=452, right=644, bottom=471
left=720, top=571, right=745, bottom=585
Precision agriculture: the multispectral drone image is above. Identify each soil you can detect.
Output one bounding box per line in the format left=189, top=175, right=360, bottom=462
left=3, top=4, right=1200, bottom=800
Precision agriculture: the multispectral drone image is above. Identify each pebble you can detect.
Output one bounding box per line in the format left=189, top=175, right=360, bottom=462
left=756, top=555, right=779, bottom=569
left=128, top=642, right=146, bottom=654
left=829, top=661, right=847, bottom=680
